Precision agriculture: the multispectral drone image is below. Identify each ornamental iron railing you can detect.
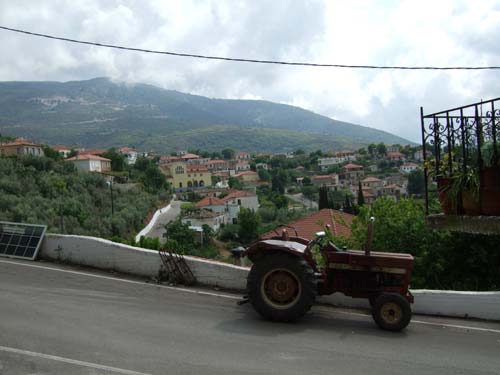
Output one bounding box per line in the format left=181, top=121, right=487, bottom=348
left=420, top=98, right=500, bottom=214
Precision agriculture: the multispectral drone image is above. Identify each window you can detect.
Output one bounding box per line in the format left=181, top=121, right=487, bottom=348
left=238, top=199, right=241, bottom=205
left=179, top=182, right=183, bottom=188
left=175, top=166, right=184, bottom=174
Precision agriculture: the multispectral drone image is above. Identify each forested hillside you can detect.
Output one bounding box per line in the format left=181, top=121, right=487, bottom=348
left=0, top=78, right=412, bottom=152
left=0, top=155, right=168, bottom=239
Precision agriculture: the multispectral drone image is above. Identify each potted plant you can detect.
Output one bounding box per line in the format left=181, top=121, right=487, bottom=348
left=480, top=141, right=500, bottom=215
left=424, top=154, right=459, bottom=214
left=449, top=167, right=481, bottom=215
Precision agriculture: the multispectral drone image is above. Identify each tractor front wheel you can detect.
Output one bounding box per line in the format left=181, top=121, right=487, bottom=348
left=247, top=253, right=316, bottom=322
left=372, top=293, right=412, bottom=331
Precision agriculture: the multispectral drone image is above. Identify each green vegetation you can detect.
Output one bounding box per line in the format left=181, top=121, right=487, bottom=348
left=163, top=220, right=218, bottom=258
left=0, top=155, right=168, bottom=239
left=347, top=197, right=500, bottom=291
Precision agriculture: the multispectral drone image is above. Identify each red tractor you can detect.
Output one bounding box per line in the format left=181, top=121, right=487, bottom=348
left=244, top=219, right=414, bottom=331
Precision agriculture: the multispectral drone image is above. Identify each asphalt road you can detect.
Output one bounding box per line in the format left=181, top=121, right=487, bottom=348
left=1, top=259, right=500, bottom=375
left=143, top=200, right=181, bottom=240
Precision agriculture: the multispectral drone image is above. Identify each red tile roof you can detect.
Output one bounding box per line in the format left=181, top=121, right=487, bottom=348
left=195, top=196, right=226, bottom=207
left=260, top=209, right=354, bottom=241
left=362, top=176, right=382, bottom=183
left=80, top=149, right=107, bottom=156
left=223, top=190, right=257, bottom=200
left=119, top=147, right=136, bottom=153
left=181, top=153, right=200, bottom=159
left=51, top=145, right=71, bottom=151
left=235, top=171, right=258, bottom=177
left=2, top=139, right=40, bottom=147
left=343, top=163, right=363, bottom=170
left=67, top=154, right=111, bottom=162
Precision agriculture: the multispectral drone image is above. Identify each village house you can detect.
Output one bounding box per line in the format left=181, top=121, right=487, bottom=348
left=118, top=147, right=138, bottom=165
left=0, top=139, right=44, bottom=157
left=181, top=209, right=226, bottom=232
left=51, top=145, right=72, bottom=158
left=400, top=162, right=419, bottom=174
left=386, top=144, right=401, bottom=153
left=317, top=151, right=356, bottom=171
left=387, top=152, right=406, bottom=162
left=160, top=162, right=212, bottom=191
left=236, top=151, right=251, bottom=161
left=223, top=190, right=259, bottom=211
left=195, top=196, right=226, bottom=215
left=234, top=161, right=251, bottom=172
left=255, top=162, right=269, bottom=170
left=361, top=176, right=384, bottom=196
left=234, top=170, right=260, bottom=184
left=381, top=184, right=407, bottom=200
left=203, top=159, right=229, bottom=171
left=66, top=154, right=111, bottom=173
left=339, top=163, right=364, bottom=182
left=311, top=174, right=339, bottom=187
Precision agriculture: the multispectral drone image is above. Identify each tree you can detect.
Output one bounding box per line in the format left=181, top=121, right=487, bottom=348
left=357, top=181, right=365, bottom=206
left=43, top=146, right=62, bottom=161
left=228, top=177, right=242, bottom=190
left=221, top=148, right=236, bottom=160
left=377, top=143, right=387, bottom=156
left=368, top=144, right=377, bottom=156
left=343, top=194, right=354, bottom=214
left=357, top=148, right=367, bottom=155
left=408, top=169, right=425, bottom=196
left=346, top=198, right=500, bottom=290
left=134, top=157, right=152, bottom=172
left=271, top=175, right=285, bottom=194
left=102, top=148, right=127, bottom=172
left=144, top=165, right=167, bottom=192
left=318, top=186, right=329, bottom=210
left=258, top=168, right=271, bottom=181
left=295, top=148, right=305, bottom=155
left=238, top=208, right=261, bottom=243
left=164, top=220, right=197, bottom=250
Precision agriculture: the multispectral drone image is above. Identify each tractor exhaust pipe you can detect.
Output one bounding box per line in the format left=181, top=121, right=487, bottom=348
left=364, top=217, right=375, bottom=256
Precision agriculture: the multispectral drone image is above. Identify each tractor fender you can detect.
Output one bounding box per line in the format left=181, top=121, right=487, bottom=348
left=245, top=238, right=312, bottom=264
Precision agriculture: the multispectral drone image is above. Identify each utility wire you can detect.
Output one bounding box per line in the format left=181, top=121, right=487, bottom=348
left=1, top=25, right=500, bottom=70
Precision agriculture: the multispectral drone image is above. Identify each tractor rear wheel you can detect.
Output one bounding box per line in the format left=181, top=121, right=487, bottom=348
left=247, top=253, right=316, bottom=322
left=372, top=293, right=412, bottom=331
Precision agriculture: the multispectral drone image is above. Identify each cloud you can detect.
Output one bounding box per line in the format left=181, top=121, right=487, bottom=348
left=0, top=0, right=499, bottom=143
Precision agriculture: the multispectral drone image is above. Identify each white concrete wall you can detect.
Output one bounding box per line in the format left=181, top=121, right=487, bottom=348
left=135, top=203, right=171, bottom=242
left=40, top=234, right=247, bottom=290
left=39, top=233, right=500, bottom=321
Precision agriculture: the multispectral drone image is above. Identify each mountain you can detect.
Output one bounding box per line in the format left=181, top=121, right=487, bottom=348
left=0, top=77, right=412, bottom=152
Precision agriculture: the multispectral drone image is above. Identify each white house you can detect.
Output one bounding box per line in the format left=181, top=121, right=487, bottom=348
left=119, top=147, right=138, bottom=165
left=195, top=196, right=226, bottom=215
left=66, top=154, right=111, bottom=173
left=181, top=209, right=226, bottom=232
left=400, top=162, right=419, bottom=174
left=223, top=190, right=259, bottom=211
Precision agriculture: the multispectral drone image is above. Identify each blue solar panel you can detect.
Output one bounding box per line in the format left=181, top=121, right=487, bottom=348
left=0, top=221, right=46, bottom=260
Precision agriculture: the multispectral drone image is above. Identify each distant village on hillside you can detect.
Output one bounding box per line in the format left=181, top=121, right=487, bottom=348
left=0, top=137, right=427, bottom=235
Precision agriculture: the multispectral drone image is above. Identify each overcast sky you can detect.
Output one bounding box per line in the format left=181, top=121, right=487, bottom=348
left=1, top=0, right=499, bottom=142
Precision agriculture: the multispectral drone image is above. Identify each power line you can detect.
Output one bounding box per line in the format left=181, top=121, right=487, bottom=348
left=1, top=25, right=500, bottom=70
